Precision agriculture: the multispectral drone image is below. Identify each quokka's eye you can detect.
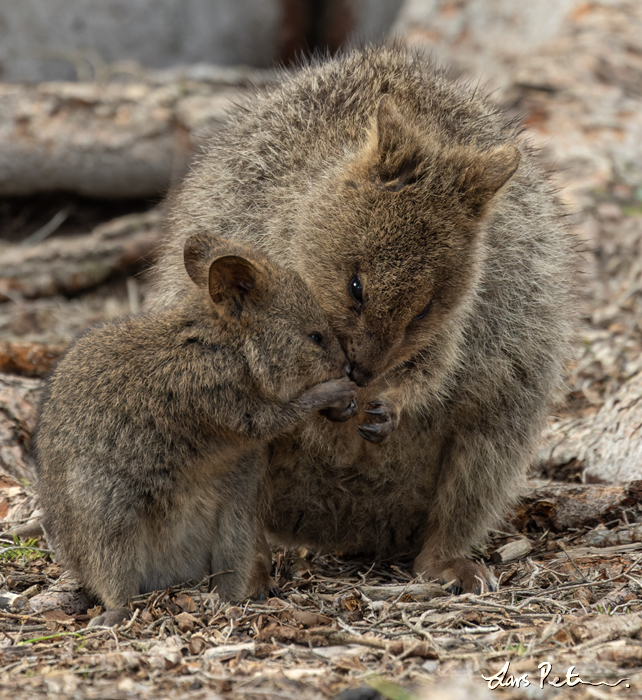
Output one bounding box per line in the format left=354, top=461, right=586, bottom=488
left=309, top=332, right=324, bottom=346
left=349, top=276, right=363, bottom=305
left=413, top=300, right=433, bottom=321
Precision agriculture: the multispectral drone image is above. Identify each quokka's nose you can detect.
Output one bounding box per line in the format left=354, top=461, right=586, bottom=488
left=348, top=365, right=373, bottom=388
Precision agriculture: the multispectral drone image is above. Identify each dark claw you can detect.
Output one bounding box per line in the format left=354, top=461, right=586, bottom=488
left=268, top=585, right=281, bottom=599
left=447, top=583, right=463, bottom=596
left=358, top=423, right=389, bottom=444
left=364, top=405, right=389, bottom=422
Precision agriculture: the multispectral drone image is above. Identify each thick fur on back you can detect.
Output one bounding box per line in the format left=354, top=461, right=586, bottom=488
left=152, top=46, right=576, bottom=566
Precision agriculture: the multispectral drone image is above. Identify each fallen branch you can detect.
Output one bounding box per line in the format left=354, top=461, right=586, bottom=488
left=513, top=481, right=642, bottom=531
left=0, top=340, right=67, bottom=377
left=0, top=209, right=162, bottom=301
left=257, top=624, right=438, bottom=659
left=0, top=69, right=270, bottom=198
left=359, top=583, right=447, bottom=601
left=29, top=577, right=93, bottom=617
left=540, top=371, right=642, bottom=483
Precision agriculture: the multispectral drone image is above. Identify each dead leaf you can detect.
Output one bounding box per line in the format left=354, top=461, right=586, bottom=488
left=225, top=606, right=243, bottom=621
left=172, top=593, right=196, bottom=613
left=175, top=611, right=196, bottom=633
left=188, top=634, right=208, bottom=655
left=42, top=609, right=74, bottom=624
left=279, top=610, right=332, bottom=628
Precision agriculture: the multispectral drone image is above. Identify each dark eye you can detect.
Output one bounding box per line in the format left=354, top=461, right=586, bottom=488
left=309, top=332, right=324, bottom=347
left=413, top=300, right=433, bottom=321
left=349, top=276, right=363, bottom=306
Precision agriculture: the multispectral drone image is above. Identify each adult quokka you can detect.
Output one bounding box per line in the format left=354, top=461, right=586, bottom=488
left=153, top=46, right=576, bottom=593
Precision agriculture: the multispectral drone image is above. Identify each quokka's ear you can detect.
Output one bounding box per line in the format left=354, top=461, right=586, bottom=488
left=375, top=94, right=404, bottom=156
left=367, top=95, right=423, bottom=191
left=184, top=233, right=268, bottom=311
left=208, top=255, right=261, bottom=306
left=456, top=144, right=521, bottom=212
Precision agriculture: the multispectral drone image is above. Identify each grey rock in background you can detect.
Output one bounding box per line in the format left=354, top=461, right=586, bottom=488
left=0, top=0, right=402, bottom=82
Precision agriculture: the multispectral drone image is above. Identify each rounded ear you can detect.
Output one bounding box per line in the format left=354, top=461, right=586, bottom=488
left=457, top=145, right=521, bottom=211
left=370, top=95, right=423, bottom=190
left=375, top=94, right=404, bottom=156
left=208, top=255, right=260, bottom=305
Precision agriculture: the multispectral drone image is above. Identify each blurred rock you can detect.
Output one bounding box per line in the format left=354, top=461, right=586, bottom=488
left=541, top=371, right=642, bottom=483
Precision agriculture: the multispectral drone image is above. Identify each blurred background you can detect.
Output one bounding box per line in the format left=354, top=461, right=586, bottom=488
left=0, top=0, right=402, bottom=80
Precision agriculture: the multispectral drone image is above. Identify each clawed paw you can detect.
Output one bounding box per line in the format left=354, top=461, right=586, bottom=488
left=357, top=399, right=398, bottom=443
left=320, top=397, right=358, bottom=422
left=415, top=556, right=497, bottom=595
left=87, top=608, right=131, bottom=628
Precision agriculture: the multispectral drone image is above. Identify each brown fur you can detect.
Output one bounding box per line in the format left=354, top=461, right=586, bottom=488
left=34, top=233, right=357, bottom=625
left=151, top=46, right=577, bottom=592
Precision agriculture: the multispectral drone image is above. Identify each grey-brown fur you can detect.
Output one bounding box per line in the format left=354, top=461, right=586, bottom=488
left=152, top=46, right=576, bottom=592
left=35, top=233, right=356, bottom=625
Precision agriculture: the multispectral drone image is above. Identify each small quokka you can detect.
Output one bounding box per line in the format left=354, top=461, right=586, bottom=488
left=153, top=46, right=577, bottom=593
left=34, top=232, right=357, bottom=626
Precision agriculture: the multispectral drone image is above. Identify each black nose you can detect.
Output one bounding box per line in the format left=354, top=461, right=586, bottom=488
left=348, top=366, right=372, bottom=388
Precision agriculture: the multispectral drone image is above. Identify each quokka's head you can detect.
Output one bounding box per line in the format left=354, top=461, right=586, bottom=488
left=183, top=233, right=348, bottom=400
left=293, top=95, right=521, bottom=387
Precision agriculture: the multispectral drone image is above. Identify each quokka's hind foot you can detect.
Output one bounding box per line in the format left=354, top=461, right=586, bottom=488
left=415, top=555, right=497, bottom=595
left=87, top=607, right=131, bottom=628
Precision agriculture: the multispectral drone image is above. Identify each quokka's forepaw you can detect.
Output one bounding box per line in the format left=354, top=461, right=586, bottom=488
left=248, top=551, right=280, bottom=601
left=357, top=398, right=399, bottom=443
left=309, top=376, right=358, bottom=419
left=321, top=397, right=358, bottom=422
left=415, top=556, right=497, bottom=595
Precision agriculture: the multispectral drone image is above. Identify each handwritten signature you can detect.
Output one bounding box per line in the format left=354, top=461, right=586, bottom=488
left=481, top=661, right=630, bottom=689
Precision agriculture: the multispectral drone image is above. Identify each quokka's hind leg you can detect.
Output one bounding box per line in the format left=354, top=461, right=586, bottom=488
left=247, top=531, right=277, bottom=600
left=209, top=449, right=264, bottom=602
left=414, top=421, right=524, bottom=595
left=84, top=539, right=143, bottom=627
